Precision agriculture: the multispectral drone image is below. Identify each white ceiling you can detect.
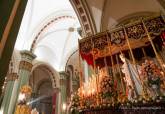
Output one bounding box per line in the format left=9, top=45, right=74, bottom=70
left=15, top=0, right=81, bottom=71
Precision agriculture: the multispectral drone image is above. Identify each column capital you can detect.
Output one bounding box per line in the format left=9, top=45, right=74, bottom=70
left=19, top=50, right=36, bottom=71
left=19, top=61, right=33, bottom=71
left=59, top=71, right=69, bottom=80
left=59, top=71, right=69, bottom=86
left=6, top=73, right=18, bottom=82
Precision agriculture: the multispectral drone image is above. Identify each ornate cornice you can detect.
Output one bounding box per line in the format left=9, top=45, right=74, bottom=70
left=19, top=50, right=36, bottom=71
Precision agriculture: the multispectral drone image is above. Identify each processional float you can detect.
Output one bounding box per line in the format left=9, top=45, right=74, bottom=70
left=71, top=13, right=165, bottom=112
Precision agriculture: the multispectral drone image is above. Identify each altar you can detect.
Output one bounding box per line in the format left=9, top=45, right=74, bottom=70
left=71, top=14, right=165, bottom=114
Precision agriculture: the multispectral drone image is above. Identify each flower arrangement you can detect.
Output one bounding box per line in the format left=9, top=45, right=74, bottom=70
left=70, top=92, right=80, bottom=112
left=140, top=60, right=163, bottom=87
left=100, top=76, right=116, bottom=98
left=141, top=60, right=163, bottom=78
left=140, top=60, right=165, bottom=98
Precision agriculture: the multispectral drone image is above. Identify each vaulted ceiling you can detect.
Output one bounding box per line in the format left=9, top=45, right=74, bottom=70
left=71, top=0, right=165, bottom=33
left=14, top=0, right=81, bottom=71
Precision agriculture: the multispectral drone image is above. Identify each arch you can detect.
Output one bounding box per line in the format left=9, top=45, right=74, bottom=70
left=29, top=11, right=78, bottom=52
left=31, top=61, right=60, bottom=114
left=64, top=48, right=78, bottom=71
left=32, top=61, right=60, bottom=88
left=36, top=79, right=53, bottom=96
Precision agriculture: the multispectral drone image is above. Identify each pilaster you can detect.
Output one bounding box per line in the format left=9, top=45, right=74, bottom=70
left=9, top=50, right=36, bottom=114
left=59, top=71, right=68, bottom=114
left=0, top=73, right=18, bottom=114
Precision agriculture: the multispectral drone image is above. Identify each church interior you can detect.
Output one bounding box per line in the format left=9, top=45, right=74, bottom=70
left=1, top=0, right=165, bottom=114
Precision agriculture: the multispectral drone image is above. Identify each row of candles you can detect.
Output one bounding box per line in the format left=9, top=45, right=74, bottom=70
left=78, top=68, right=108, bottom=99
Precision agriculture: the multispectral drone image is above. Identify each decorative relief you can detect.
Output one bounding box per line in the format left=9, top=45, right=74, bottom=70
left=19, top=61, right=33, bottom=71
left=126, top=23, right=146, bottom=39
left=93, top=35, right=108, bottom=50
left=79, top=38, right=92, bottom=54
left=110, top=29, right=125, bottom=46
left=79, top=15, right=165, bottom=59
left=145, top=17, right=165, bottom=36
left=92, top=35, right=109, bottom=58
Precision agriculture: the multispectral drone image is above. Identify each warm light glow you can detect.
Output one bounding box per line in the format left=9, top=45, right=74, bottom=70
left=163, top=64, right=165, bottom=68
left=87, top=90, right=91, bottom=96
left=161, top=71, right=164, bottom=75
left=82, top=90, right=85, bottom=95
left=18, top=93, right=25, bottom=101
left=92, top=89, right=95, bottom=93
left=62, top=103, right=66, bottom=111
left=79, top=73, right=99, bottom=97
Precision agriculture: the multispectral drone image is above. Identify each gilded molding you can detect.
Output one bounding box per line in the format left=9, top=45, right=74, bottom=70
left=79, top=15, right=165, bottom=58
left=19, top=61, right=33, bottom=71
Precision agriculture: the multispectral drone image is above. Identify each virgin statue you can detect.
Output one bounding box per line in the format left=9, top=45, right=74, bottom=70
left=119, top=54, right=143, bottom=99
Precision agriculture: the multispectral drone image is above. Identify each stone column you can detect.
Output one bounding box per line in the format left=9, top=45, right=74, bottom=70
left=8, top=50, right=36, bottom=114
left=7, top=77, right=19, bottom=114
left=59, top=72, right=68, bottom=114
left=0, top=73, right=18, bottom=114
